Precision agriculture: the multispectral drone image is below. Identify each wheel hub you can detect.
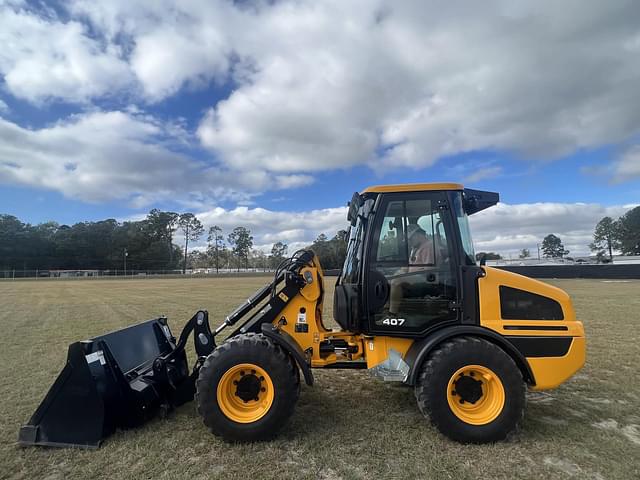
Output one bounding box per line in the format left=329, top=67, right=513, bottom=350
left=454, top=374, right=483, bottom=404
left=446, top=364, right=506, bottom=425
left=217, top=363, right=275, bottom=423
left=235, top=371, right=263, bottom=402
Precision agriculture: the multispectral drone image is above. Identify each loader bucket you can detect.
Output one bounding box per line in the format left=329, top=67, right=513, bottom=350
left=18, top=317, right=193, bottom=448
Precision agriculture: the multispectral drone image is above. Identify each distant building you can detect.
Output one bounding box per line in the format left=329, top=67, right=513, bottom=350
left=50, top=270, right=99, bottom=278
left=487, top=255, right=640, bottom=266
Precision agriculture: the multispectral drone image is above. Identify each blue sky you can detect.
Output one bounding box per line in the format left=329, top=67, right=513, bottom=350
left=1, top=1, right=639, bottom=255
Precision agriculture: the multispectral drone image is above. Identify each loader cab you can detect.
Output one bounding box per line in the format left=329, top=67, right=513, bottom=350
left=334, top=183, right=498, bottom=338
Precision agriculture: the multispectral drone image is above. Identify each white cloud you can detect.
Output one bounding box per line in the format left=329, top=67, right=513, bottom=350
left=194, top=1, right=640, bottom=176
left=611, top=145, right=640, bottom=181
left=0, top=111, right=313, bottom=205
left=130, top=25, right=230, bottom=102
left=195, top=205, right=347, bottom=251
left=469, top=202, right=637, bottom=257
left=182, top=201, right=637, bottom=259
left=1, top=0, right=639, bottom=183
left=0, top=6, right=133, bottom=104
left=0, top=98, right=8, bottom=113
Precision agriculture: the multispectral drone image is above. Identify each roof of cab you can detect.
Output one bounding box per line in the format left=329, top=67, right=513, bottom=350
left=362, top=182, right=464, bottom=194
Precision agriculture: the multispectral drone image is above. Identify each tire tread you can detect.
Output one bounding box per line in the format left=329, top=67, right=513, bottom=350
left=195, top=333, right=299, bottom=442
left=414, top=336, right=525, bottom=443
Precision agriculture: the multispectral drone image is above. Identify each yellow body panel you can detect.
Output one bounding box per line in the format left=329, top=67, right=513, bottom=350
left=478, top=267, right=586, bottom=389
left=362, top=182, right=463, bottom=194
left=274, top=255, right=415, bottom=369
left=527, top=337, right=586, bottom=390
left=277, top=257, right=364, bottom=367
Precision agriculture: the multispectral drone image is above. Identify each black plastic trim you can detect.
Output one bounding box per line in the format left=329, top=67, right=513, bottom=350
left=505, top=336, right=573, bottom=357
left=460, top=265, right=484, bottom=324
left=322, top=361, right=368, bottom=369
left=404, top=325, right=536, bottom=386
left=261, top=324, right=314, bottom=386
left=503, top=325, right=568, bottom=331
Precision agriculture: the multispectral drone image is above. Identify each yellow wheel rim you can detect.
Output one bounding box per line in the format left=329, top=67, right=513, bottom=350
left=216, top=363, right=275, bottom=423
left=446, top=365, right=505, bottom=425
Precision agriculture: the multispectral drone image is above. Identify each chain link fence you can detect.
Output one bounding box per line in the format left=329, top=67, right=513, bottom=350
left=0, top=268, right=276, bottom=280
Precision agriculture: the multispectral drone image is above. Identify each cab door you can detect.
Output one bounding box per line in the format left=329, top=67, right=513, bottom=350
left=365, top=192, right=459, bottom=336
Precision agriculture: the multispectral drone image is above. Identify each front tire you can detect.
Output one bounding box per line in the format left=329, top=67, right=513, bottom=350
left=415, top=336, right=525, bottom=443
left=196, top=333, right=299, bottom=442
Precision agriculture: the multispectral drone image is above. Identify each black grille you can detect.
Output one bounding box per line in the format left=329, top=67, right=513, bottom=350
left=499, top=286, right=564, bottom=320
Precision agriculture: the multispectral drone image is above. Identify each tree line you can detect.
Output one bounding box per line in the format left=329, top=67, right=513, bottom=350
left=0, top=209, right=189, bottom=272
left=187, top=228, right=348, bottom=272
left=589, top=206, right=640, bottom=260
left=0, top=210, right=349, bottom=272
left=2, top=205, right=637, bottom=272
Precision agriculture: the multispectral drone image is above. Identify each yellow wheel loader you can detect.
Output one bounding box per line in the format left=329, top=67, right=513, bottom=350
left=19, top=183, right=585, bottom=448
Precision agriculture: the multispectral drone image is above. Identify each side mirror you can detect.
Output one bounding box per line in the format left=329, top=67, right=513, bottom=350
left=463, top=189, right=499, bottom=215
left=479, top=253, right=487, bottom=266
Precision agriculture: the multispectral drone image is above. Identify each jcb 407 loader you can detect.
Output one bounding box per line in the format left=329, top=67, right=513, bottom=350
left=19, top=183, right=585, bottom=447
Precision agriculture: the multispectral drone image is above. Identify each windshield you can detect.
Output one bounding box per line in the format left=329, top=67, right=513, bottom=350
left=453, top=192, right=476, bottom=265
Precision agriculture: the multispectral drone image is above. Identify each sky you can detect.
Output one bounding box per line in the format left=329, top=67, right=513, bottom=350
left=1, top=0, right=639, bottom=258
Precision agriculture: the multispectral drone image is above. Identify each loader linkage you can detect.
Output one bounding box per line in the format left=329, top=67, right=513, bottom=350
left=19, top=251, right=314, bottom=449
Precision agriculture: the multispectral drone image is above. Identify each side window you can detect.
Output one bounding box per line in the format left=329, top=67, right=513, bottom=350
left=374, top=199, right=450, bottom=268
left=415, top=209, right=449, bottom=267
left=369, top=195, right=457, bottom=334
left=376, top=201, right=406, bottom=262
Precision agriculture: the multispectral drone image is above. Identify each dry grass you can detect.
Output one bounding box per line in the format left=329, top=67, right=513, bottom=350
left=1, top=277, right=639, bottom=480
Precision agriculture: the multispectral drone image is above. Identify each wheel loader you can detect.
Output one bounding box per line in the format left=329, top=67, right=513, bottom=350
left=19, top=183, right=585, bottom=448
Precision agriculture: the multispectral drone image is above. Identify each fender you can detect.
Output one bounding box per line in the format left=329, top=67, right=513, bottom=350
left=404, top=325, right=535, bottom=386
left=261, top=324, right=314, bottom=386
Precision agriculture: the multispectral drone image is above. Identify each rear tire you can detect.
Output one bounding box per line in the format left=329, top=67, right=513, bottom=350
left=415, top=336, right=525, bottom=443
left=196, top=333, right=299, bottom=442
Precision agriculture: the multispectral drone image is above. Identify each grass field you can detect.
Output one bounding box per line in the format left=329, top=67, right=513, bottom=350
left=1, top=277, right=639, bottom=480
